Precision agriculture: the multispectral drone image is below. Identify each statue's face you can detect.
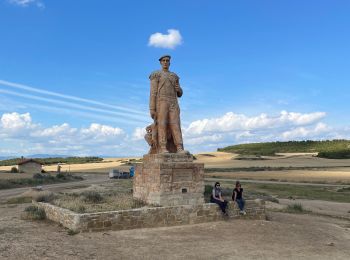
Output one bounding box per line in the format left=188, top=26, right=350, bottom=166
left=160, top=57, right=170, bottom=70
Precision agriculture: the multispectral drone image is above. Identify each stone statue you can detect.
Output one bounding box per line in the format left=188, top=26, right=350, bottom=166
left=145, top=55, right=185, bottom=154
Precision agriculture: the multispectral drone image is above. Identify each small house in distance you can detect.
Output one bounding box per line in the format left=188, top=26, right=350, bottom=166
left=18, top=159, right=43, bottom=174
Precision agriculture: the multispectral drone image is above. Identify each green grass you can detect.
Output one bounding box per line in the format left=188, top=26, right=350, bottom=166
left=218, top=139, right=350, bottom=158
left=204, top=166, right=347, bottom=173
left=67, top=229, right=79, bottom=236
left=285, top=203, right=306, bottom=213
left=206, top=181, right=350, bottom=203
left=6, top=196, right=32, bottom=204
left=22, top=205, right=46, bottom=220
left=0, top=173, right=83, bottom=190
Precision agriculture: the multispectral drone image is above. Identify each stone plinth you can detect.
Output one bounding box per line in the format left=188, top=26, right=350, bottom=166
left=34, top=200, right=266, bottom=232
left=133, top=153, right=204, bottom=206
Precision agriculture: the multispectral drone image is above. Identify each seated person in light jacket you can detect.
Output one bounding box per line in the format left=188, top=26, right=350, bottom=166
left=210, top=182, right=228, bottom=215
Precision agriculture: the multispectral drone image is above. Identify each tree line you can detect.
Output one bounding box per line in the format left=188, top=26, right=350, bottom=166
left=217, top=140, right=350, bottom=159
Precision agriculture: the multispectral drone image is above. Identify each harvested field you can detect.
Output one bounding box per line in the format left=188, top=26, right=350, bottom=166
left=207, top=169, right=350, bottom=184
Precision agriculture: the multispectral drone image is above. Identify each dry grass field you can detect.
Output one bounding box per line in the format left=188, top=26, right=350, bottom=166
left=207, top=169, right=350, bottom=184
left=0, top=173, right=35, bottom=180
left=196, top=152, right=350, bottom=184
left=1, top=152, right=350, bottom=184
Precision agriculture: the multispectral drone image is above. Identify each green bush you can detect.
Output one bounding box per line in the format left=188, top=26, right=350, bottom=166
left=33, top=173, right=44, bottom=179
left=218, top=140, right=350, bottom=158
left=33, top=191, right=55, bottom=202
left=286, top=203, right=304, bottom=213
left=10, top=167, right=18, bottom=173
left=23, top=205, right=46, bottom=220
left=317, top=150, right=350, bottom=159
left=81, top=191, right=103, bottom=203
left=56, top=173, right=66, bottom=179
left=67, top=229, right=79, bottom=236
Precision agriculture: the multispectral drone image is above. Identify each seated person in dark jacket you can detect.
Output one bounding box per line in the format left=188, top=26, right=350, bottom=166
left=210, top=182, right=228, bottom=215
left=232, top=181, right=246, bottom=215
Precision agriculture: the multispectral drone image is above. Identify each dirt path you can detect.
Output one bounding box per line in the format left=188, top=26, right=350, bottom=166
left=0, top=204, right=349, bottom=260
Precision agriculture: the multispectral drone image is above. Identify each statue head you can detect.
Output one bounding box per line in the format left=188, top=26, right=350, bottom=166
left=159, top=55, right=171, bottom=71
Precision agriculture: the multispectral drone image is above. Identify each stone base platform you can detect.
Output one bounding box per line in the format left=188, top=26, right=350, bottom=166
left=34, top=200, right=266, bottom=232
left=133, top=153, right=204, bottom=206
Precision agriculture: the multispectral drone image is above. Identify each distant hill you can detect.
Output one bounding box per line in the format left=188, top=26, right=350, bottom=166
left=0, top=156, right=16, bottom=160
left=0, top=156, right=103, bottom=166
left=218, top=140, right=350, bottom=159
left=28, top=154, right=70, bottom=159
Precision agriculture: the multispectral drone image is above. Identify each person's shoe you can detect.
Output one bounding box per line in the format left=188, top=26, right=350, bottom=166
left=240, top=210, right=247, bottom=215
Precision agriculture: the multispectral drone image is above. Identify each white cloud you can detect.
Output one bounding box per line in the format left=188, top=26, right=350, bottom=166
left=186, top=134, right=223, bottom=146
left=31, top=123, right=77, bottom=138
left=148, top=29, right=183, bottom=49
left=0, top=110, right=348, bottom=156
left=1, top=112, right=32, bottom=129
left=0, top=112, right=37, bottom=137
left=8, top=0, right=44, bottom=8
left=180, top=110, right=336, bottom=153
left=184, top=111, right=326, bottom=137
left=0, top=112, right=126, bottom=156
left=281, top=122, right=330, bottom=140
left=80, top=123, right=124, bottom=142
left=132, top=127, right=146, bottom=141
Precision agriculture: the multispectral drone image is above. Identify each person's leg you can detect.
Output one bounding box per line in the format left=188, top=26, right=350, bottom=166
left=219, top=200, right=227, bottom=214
left=236, top=199, right=244, bottom=211
left=223, top=200, right=228, bottom=211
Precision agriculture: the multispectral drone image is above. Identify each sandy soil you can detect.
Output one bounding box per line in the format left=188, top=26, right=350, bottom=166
left=266, top=199, right=350, bottom=219
left=196, top=152, right=350, bottom=168
left=0, top=157, right=138, bottom=173
left=0, top=204, right=349, bottom=260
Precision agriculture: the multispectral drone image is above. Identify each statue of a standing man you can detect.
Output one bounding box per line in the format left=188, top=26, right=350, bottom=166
left=146, top=55, right=185, bottom=154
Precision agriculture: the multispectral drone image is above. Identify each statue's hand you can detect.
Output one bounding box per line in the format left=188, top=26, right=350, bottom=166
left=150, top=110, right=156, bottom=119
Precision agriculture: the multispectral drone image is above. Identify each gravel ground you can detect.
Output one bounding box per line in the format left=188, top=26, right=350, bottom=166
left=0, top=204, right=349, bottom=260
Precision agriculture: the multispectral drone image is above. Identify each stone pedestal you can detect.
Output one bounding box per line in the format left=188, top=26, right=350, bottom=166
left=133, top=153, right=204, bottom=206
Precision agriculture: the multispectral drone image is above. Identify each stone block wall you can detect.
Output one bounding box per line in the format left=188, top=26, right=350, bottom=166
left=34, top=200, right=266, bottom=233
left=133, top=153, right=204, bottom=206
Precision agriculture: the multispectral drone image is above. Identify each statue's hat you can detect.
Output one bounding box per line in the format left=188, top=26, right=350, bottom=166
left=159, top=55, right=171, bottom=61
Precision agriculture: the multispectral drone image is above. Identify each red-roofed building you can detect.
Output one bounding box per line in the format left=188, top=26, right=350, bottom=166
left=18, top=159, right=43, bottom=174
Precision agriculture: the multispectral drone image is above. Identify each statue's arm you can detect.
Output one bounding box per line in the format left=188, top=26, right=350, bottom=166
left=175, top=76, right=183, bottom=97
left=149, top=72, right=158, bottom=119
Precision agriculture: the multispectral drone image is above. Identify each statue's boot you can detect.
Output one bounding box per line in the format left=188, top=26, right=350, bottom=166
left=176, top=144, right=187, bottom=154
left=160, top=145, right=169, bottom=154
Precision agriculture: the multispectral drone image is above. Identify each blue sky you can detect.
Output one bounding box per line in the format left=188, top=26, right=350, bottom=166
left=1, top=0, right=350, bottom=156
